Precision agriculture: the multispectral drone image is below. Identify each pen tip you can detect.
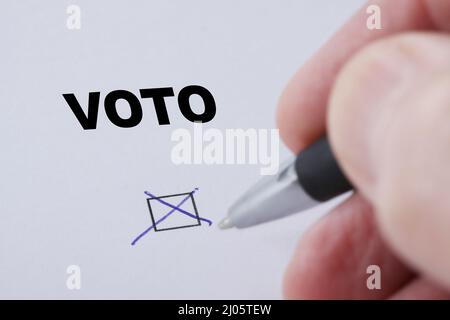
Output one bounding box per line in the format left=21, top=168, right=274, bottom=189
left=218, top=217, right=234, bottom=230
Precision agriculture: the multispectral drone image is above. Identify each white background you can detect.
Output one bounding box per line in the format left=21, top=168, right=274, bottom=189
left=1, top=0, right=363, bottom=299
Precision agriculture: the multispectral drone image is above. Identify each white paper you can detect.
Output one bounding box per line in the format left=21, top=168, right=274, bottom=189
left=0, top=0, right=363, bottom=299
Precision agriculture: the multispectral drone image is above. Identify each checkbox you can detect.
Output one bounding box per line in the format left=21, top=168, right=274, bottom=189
left=146, top=192, right=201, bottom=232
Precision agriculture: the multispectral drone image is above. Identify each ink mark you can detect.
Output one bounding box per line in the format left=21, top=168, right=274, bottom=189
left=131, top=188, right=212, bottom=246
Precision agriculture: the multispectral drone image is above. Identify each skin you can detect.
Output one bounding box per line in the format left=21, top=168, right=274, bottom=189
left=278, top=0, right=450, bottom=299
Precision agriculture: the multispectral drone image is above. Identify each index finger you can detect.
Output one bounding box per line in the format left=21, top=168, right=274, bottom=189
left=277, top=0, right=450, bottom=153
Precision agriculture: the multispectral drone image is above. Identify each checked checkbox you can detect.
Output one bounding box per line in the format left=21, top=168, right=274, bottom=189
left=148, top=192, right=201, bottom=232
left=131, top=188, right=213, bottom=245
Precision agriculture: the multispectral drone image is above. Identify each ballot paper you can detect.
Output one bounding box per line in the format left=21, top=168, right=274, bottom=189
left=0, top=0, right=363, bottom=299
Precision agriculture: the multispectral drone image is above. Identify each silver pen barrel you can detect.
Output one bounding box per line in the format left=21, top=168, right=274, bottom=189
left=219, top=156, right=319, bottom=229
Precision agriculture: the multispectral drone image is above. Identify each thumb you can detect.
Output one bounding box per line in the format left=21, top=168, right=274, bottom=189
left=327, top=32, right=450, bottom=288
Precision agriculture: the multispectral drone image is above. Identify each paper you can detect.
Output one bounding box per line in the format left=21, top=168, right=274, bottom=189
left=0, top=0, right=363, bottom=298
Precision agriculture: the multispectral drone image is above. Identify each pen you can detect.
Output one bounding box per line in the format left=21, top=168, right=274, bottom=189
left=219, top=136, right=353, bottom=229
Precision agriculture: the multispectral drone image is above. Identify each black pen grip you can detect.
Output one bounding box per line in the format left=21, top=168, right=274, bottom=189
left=295, top=136, right=353, bottom=202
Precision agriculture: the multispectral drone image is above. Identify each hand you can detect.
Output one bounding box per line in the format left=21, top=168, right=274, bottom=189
left=278, top=0, right=450, bottom=299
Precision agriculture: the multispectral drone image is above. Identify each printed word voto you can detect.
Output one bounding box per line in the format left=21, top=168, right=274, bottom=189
left=63, top=85, right=216, bottom=129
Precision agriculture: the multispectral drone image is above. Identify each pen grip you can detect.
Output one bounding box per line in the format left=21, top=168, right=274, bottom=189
left=295, top=136, right=353, bottom=202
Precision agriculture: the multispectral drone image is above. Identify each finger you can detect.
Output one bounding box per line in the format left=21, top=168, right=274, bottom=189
left=284, top=193, right=414, bottom=299
left=389, top=277, right=450, bottom=300
left=277, top=0, right=450, bottom=153
left=328, top=32, right=450, bottom=289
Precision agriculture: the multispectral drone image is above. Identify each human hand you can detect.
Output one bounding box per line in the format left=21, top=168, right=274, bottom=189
left=278, top=0, right=450, bottom=299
